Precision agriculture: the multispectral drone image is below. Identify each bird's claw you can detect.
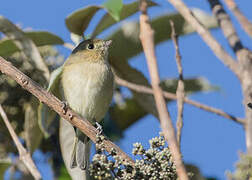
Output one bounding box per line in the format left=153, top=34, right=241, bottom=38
left=61, top=101, right=68, bottom=115
left=95, top=122, right=103, bottom=134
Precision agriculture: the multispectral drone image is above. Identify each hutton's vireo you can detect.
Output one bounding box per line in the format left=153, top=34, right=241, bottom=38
left=61, top=39, right=114, bottom=170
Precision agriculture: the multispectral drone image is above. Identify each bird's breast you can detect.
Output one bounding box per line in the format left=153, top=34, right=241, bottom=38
left=61, top=61, right=114, bottom=122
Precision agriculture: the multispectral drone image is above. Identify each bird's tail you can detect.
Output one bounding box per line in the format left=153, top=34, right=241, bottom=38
left=70, top=130, right=90, bottom=170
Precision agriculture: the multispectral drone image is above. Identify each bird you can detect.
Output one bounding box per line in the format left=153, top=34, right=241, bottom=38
left=61, top=39, right=114, bottom=170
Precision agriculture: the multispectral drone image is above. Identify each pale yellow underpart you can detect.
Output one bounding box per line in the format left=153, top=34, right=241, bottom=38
left=61, top=59, right=114, bottom=123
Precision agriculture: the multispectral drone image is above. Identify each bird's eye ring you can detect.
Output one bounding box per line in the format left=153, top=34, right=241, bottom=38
left=87, top=44, right=94, bottom=50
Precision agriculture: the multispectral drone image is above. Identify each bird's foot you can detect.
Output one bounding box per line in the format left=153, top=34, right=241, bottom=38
left=95, top=122, right=103, bottom=134
left=61, top=101, right=68, bottom=115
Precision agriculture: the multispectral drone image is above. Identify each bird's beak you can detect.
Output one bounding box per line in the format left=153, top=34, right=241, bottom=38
left=105, top=40, right=112, bottom=47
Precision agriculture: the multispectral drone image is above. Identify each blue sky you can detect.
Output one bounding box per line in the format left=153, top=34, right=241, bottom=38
left=1, top=0, right=252, bottom=179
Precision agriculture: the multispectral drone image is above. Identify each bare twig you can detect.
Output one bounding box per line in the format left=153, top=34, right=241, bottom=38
left=224, top=0, right=252, bottom=38
left=0, top=56, right=134, bottom=166
left=139, top=1, right=188, bottom=179
left=115, top=76, right=245, bottom=124
left=166, top=0, right=242, bottom=79
left=170, top=20, right=185, bottom=146
left=0, top=16, right=50, bottom=81
left=0, top=104, right=41, bottom=180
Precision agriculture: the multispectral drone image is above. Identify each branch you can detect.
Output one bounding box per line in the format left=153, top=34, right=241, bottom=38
left=0, top=104, right=41, bottom=180
left=0, top=56, right=134, bottom=166
left=248, top=103, right=252, bottom=109
left=224, top=0, right=252, bottom=38
left=166, top=0, right=242, bottom=79
left=0, top=16, right=50, bottom=81
left=139, top=1, right=188, bottom=179
left=170, top=20, right=185, bottom=146
left=207, top=0, right=244, bottom=54
left=115, top=76, right=245, bottom=124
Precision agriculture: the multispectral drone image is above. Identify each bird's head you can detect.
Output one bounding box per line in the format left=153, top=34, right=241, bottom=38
left=70, top=39, right=112, bottom=63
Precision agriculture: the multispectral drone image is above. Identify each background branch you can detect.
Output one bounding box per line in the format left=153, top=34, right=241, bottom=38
left=139, top=1, right=188, bottom=179
left=207, top=0, right=244, bottom=54
left=0, top=56, right=134, bottom=166
left=224, top=0, right=252, bottom=38
left=115, top=76, right=245, bottom=124
left=166, top=0, right=242, bottom=79
left=0, top=104, right=41, bottom=180
left=170, top=20, right=185, bottom=147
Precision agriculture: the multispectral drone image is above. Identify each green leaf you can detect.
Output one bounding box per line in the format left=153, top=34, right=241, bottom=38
left=160, top=77, right=219, bottom=95
left=103, top=0, right=123, bottom=22
left=24, top=98, right=43, bottom=153
left=0, top=31, right=64, bottom=57
left=92, top=0, right=157, bottom=37
left=38, top=66, right=63, bottom=137
left=25, top=31, right=64, bottom=46
left=58, top=164, right=71, bottom=180
left=109, top=98, right=146, bottom=130
left=107, top=8, right=218, bottom=61
left=66, top=0, right=156, bottom=37
left=65, top=6, right=102, bottom=36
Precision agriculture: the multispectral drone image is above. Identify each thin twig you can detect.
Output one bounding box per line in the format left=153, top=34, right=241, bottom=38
left=170, top=20, right=185, bottom=146
left=115, top=76, right=245, bottom=124
left=139, top=1, right=188, bottom=179
left=0, top=56, right=134, bottom=166
left=0, top=104, right=41, bottom=180
left=166, top=0, right=242, bottom=80
left=224, top=0, right=252, bottom=38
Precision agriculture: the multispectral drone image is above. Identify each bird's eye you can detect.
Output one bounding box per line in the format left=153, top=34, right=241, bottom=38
left=87, top=43, right=94, bottom=50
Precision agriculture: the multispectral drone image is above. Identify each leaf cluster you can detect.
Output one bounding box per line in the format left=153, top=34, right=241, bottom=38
left=89, top=133, right=177, bottom=180
left=226, top=153, right=252, bottom=180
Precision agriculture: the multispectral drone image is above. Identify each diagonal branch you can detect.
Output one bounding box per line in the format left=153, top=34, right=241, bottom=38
left=170, top=20, right=185, bottom=147
left=0, top=56, right=134, bottom=166
left=166, top=0, right=242, bottom=80
left=115, top=76, right=245, bottom=124
left=224, top=0, right=252, bottom=38
left=139, top=1, right=188, bottom=179
left=0, top=104, right=41, bottom=180
left=207, top=0, right=244, bottom=54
